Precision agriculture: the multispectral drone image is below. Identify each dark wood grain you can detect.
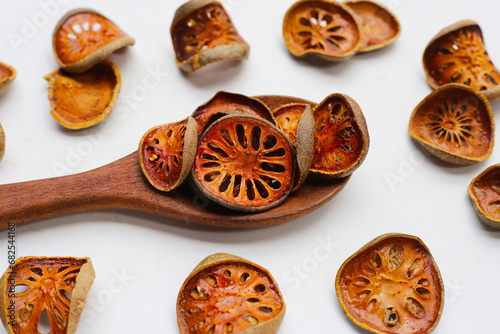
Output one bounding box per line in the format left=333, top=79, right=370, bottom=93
left=0, top=96, right=350, bottom=230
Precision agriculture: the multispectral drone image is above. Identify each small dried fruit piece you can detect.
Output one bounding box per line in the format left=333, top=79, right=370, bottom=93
left=468, top=164, right=500, bottom=229
left=0, top=257, right=95, bottom=334
left=310, top=93, right=369, bottom=178
left=0, top=123, right=5, bottom=162
left=283, top=0, right=363, bottom=61
left=140, top=117, right=198, bottom=192
left=53, top=8, right=135, bottom=73
left=44, top=60, right=121, bottom=130
left=0, top=62, right=16, bottom=96
left=171, top=0, right=250, bottom=73
left=177, top=253, right=285, bottom=334
left=423, top=19, right=500, bottom=100
left=336, top=233, right=444, bottom=334
left=344, top=0, right=400, bottom=52
left=409, top=83, right=494, bottom=165
left=192, top=114, right=295, bottom=212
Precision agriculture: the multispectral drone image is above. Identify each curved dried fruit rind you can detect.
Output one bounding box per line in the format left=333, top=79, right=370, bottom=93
left=0, top=123, right=5, bottom=162
left=140, top=117, right=198, bottom=192
left=409, top=83, right=494, bottom=165
left=0, top=256, right=95, bottom=334
left=336, top=233, right=444, bottom=334
left=192, top=114, right=296, bottom=212
left=283, top=0, right=363, bottom=61
left=44, top=60, right=121, bottom=130
left=423, top=19, right=500, bottom=100
left=171, top=0, right=250, bottom=73
left=177, top=253, right=285, bottom=334
left=0, top=62, right=16, bottom=96
left=53, top=8, right=135, bottom=73
left=468, top=164, right=500, bottom=229
left=310, top=93, right=369, bottom=178
left=344, top=0, right=400, bottom=52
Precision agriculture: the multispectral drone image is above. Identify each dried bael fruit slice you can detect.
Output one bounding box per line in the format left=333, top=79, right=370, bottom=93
left=310, top=93, right=369, bottom=178
left=468, top=164, right=500, bottom=229
left=0, top=256, right=95, bottom=334
left=44, top=60, right=121, bottom=130
left=192, top=114, right=295, bottom=212
left=171, top=0, right=250, bottom=73
left=423, top=19, right=500, bottom=100
left=177, top=253, right=285, bottom=334
left=53, top=8, right=135, bottom=73
left=140, top=117, right=198, bottom=192
left=336, top=233, right=444, bottom=334
left=409, top=83, right=494, bottom=165
left=0, top=63, right=16, bottom=96
left=0, top=123, right=5, bottom=162
left=344, top=0, right=400, bottom=52
left=283, top=0, right=363, bottom=61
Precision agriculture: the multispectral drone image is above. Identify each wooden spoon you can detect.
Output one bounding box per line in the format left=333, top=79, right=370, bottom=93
left=0, top=96, right=350, bottom=230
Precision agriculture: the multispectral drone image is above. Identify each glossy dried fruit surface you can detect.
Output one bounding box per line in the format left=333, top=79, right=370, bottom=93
left=0, top=62, right=16, bottom=96
left=283, top=0, right=362, bottom=61
left=44, top=60, right=121, bottom=130
left=423, top=20, right=500, bottom=100
left=336, top=234, right=444, bottom=334
left=53, top=8, right=134, bottom=73
left=193, top=115, right=295, bottom=212
left=311, top=93, right=369, bottom=178
left=409, top=83, right=494, bottom=165
left=177, top=253, right=285, bottom=334
left=0, top=257, right=95, bottom=334
left=468, top=164, right=500, bottom=229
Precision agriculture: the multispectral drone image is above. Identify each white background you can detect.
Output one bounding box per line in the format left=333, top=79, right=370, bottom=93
left=1, top=0, right=500, bottom=333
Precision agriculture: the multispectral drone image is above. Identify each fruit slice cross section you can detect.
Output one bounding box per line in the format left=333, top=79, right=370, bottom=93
left=468, top=164, right=500, bottom=229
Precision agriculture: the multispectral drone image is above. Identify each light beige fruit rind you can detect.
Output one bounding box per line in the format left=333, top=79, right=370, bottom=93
left=468, top=163, right=500, bottom=229
left=291, top=104, right=315, bottom=191
left=0, top=123, right=5, bottom=163
left=0, top=63, right=16, bottom=96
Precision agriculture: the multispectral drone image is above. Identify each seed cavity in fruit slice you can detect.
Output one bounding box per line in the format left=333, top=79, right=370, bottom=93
left=344, top=0, right=400, bottom=52
left=0, top=256, right=95, bottom=334
left=192, top=114, right=295, bottom=212
left=171, top=0, right=250, bottom=73
left=53, top=8, right=135, bottom=73
left=423, top=19, right=500, bottom=100
left=310, top=93, right=369, bottom=178
left=336, top=233, right=444, bottom=334
left=44, top=60, right=121, bottom=130
left=0, top=62, right=16, bottom=96
left=409, top=83, right=494, bottom=165
left=283, top=0, right=363, bottom=61
left=140, top=117, right=198, bottom=192
left=468, top=163, right=500, bottom=229
left=0, top=123, right=4, bottom=163
left=177, top=253, right=285, bottom=334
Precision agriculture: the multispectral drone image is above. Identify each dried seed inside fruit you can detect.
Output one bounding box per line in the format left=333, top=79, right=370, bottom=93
left=468, top=163, right=500, bottom=229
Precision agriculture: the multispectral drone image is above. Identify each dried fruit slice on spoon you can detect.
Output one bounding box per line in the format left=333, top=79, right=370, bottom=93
left=468, top=164, right=500, bottom=229
left=0, top=62, right=16, bottom=96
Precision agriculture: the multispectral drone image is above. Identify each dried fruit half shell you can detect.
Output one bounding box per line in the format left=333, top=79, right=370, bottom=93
left=468, top=164, right=500, bottom=229
left=283, top=0, right=363, bottom=61
left=0, top=62, right=16, bottom=96
left=177, top=253, right=285, bottom=334
left=0, top=256, right=95, bottom=334
left=44, top=60, right=121, bottom=130
left=171, top=0, right=250, bottom=73
left=336, top=233, right=444, bottom=334
left=409, top=83, right=494, bottom=165
left=53, top=8, right=134, bottom=73
left=310, top=93, right=369, bottom=178
left=192, top=91, right=276, bottom=136
left=140, top=117, right=198, bottom=192
left=344, top=0, right=400, bottom=52
left=192, top=114, right=296, bottom=212
left=423, top=19, right=500, bottom=100
left=0, top=123, right=5, bottom=162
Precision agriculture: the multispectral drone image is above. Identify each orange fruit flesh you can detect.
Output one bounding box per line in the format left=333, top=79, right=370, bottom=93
left=274, top=104, right=308, bottom=145
left=470, top=167, right=500, bottom=219
left=0, top=65, right=14, bottom=82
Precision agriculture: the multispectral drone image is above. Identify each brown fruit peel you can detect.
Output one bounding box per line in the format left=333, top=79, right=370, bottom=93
left=468, top=163, right=500, bottom=229
left=0, top=63, right=16, bottom=96
left=0, top=123, right=4, bottom=163
left=44, top=60, right=121, bottom=130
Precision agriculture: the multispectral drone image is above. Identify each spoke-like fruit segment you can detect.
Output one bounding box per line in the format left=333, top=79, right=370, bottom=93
left=140, top=117, right=198, bottom=192
left=0, top=62, right=16, bottom=96
left=177, top=253, right=285, bottom=334
left=193, top=115, right=295, bottom=212
left=310, top=93, right=369, bottom=178
left=0, top=123, right=4, bottom=162
left=44, top=60, right=121, bottom=130
left=171, top=0, right=250, bottom=73
left=468, top=164, right=500, bottom=229
left=0, top=257, right=95, bottom=334
left=344, top=0, right=400, bottom=52
left=192, top=91, right=276, bottom=135
left=409, top=83, right=494, bottom=165
left=423, top=20, right=500, bottom=100
left=336, top=234, right=444, bottom=334
left=53, top=8, right=134, bottom=73
left=283, top=0, right=362, bottom=61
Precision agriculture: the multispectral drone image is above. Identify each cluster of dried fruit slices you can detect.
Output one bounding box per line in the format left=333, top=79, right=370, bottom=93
left=0, top=62, right=17, bottom=163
